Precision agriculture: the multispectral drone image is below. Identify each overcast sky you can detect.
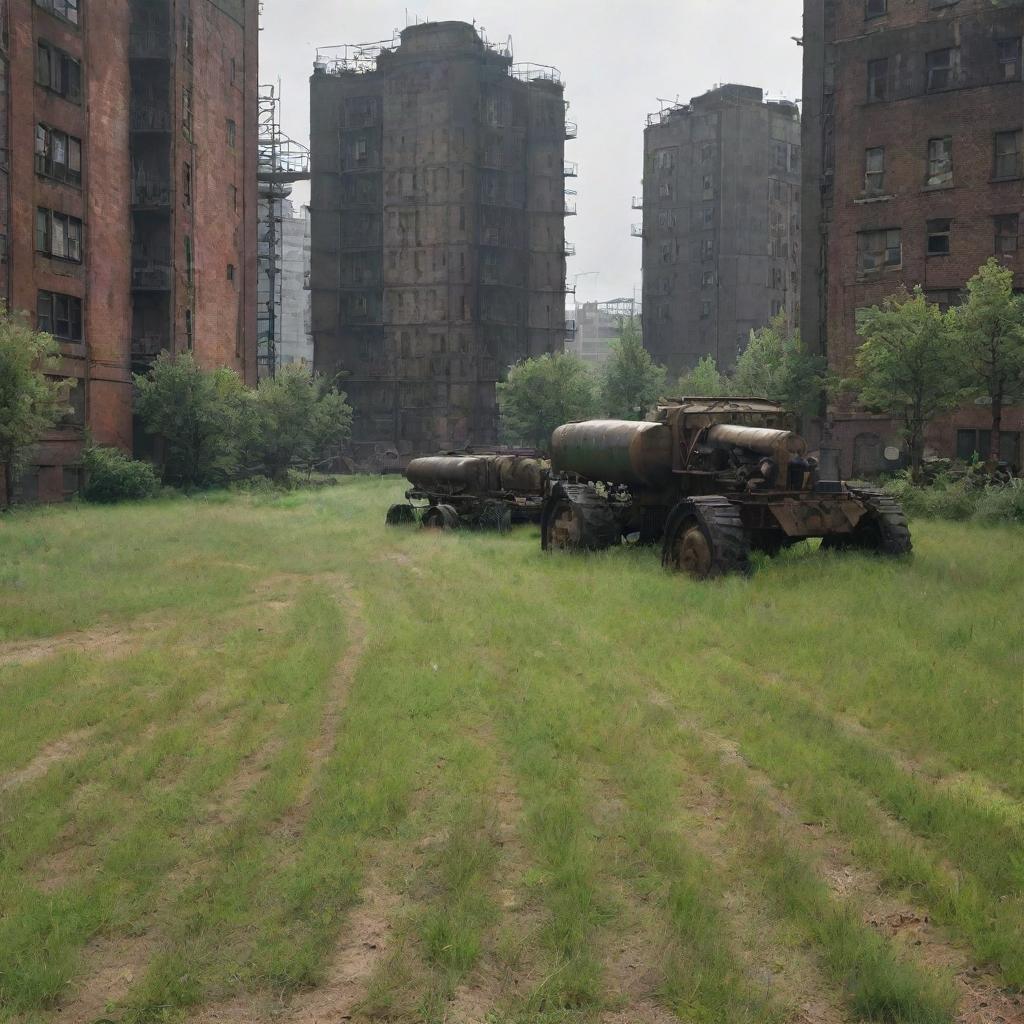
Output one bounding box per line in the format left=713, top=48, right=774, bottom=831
left=259, top=0, right=805, bottom=304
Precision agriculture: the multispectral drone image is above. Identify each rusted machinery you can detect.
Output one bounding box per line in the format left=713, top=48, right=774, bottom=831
left=542, top=398, right=912, bottom=579
left=386, top=449, right=549, bottom=531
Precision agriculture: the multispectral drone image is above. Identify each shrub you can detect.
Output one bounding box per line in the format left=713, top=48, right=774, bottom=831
left=973, top=480, right=1024, bottom=525
left=884, top=473, right=1024, bottom=525
left=82, top=447, right=160, bottom=503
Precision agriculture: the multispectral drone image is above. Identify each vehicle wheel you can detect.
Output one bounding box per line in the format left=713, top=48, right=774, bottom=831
left=541, top=485, right=620, bottom=552
left=385, top=503, right=417, bottom=526
left=821, top=486, right=912, bottom=556
left=662, top=497, right=751, bottom=580
left=422, top=504, right=460, bottom=530
left=477, top=500, right=513, bottom=534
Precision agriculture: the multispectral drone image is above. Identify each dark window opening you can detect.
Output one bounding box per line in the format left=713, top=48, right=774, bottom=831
left=995, top=214, right=1020, bottom=254
left=226, top=263, right=235, bottom=282
left=34, top=0, right=79, bottom=26
left=184, top=308, right=193, bottom=350
left=865, top=146, right=885, bottom=192
left=858, top=228, right=902, bottom=272
left=182, top=87, right=192, bottom=135
left=37, top=290, right=83, bottom=341
left=957, top=429, right=1020, bottom=468
left=35, top=207, right=82, bottom=262
left=183, top=162, right=191, bottom=205
left=927, top=219, right=951, bottom=256
left=35, top=41, right=82, bottom=102
left=865, top=0, right=886, bottom=18
left=226, top=119, right=236, bottom=148
left=997, top=38, right=1021, bottom=82
left=184, top=236, right=192, bottom=285
left=926, top=48, right=960, bottom=92
left=926, top=136, right=953, bottom=187
left=34, top=123, right=82, bottom=185
left=994, top=129, right=1023, bottom=179
left=867, top=58, right=888, bottom=102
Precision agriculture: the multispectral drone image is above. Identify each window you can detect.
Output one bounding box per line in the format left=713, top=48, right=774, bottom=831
left=230, top=58, right=236, bottom=85
left=702, top=270, right=715, bottom=287
left=867, top=58, right=888, bottom=101
left=957, top=429, right=1021, bottom=467
left=926, top=137, right=953, bottom=187
left=655, top=149, right=674, bottom=172
left=995, top=214, right=1020, bottom=254
left=701, top=142, right=715, bottom=163
left=183, top=162, right=192, bottom=205
left=354, top=137, right=367, bottom=162
left=184, top=236, right=192, bottom=284
left=182, top=87, right=193, bottom=135
left=866, top=0, right=886, bottom=18
left=226, top=119, right=236, bottom=148
left=185, top=309, right=193, bottom=350
left=926, top=48, right=960, bottom=92
left=858, top=228, right=902, bottom=271
left=702, top=206, right=714, bottom=227
left=35, top=0, right=79, bottom=25
left=994, top=129, right=1023, bottom=178
left=997, top=38, right=1021, bottom=82
left=35, top=208, right=82, bottom=262
left=36, top=42, right=82, bottom=101
left=229, top=184, right=238, bottom=211
left=35, top=124, right=82, bottom=185
left=183, top=11, right=193, bottom=60
left=865, top=146, right=885, bottom=192
left=36, top=291, right=82, bottom=341
left=702, top=239, right=714, bottom=259
left=774, top=141, right=788, bottom=170
left=226, top=263, right=235, bottom=282
left=701, top=300, right=712, bottom=319
left=927, top=219, right=951, bottom=256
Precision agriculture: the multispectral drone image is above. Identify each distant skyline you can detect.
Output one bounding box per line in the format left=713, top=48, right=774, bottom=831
left=260, top=0, right=804, bottom=303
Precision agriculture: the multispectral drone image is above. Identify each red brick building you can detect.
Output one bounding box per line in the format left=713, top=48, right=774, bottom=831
left=801, top=0, right=1024, bottom=476
left=0, top=0, right=257, bottom=504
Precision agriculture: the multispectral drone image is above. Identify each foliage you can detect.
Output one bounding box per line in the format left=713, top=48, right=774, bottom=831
left=600, top=319, right=667, bottom=419
left=134, top=353, right=250, bottom=490
left=950, top=259, right=1024, bottom=460
left=245, top=365, right=353, bottom=481
left=886, top=472, right=1024, bottom=525
left=677, top=355, right=732, bottom=398
left=81, top=446, right=160, bottom=504
left=846, top=288, right=963, bottom=474
left=498, top=352, right=599, bottom=449
left=0, top=305, right=73, bottom=508
left=733, top=315, right=830, bottom=424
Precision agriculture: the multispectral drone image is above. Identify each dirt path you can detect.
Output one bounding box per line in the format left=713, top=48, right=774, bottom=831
left=651, top=690, right=1020, bottom=1024
left=0, top=728, right=95, bottom=793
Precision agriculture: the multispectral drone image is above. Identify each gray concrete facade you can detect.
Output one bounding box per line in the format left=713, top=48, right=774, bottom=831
left=638, top=84, right=801, bottom=378
left=310, top=21, right=570, bottom=459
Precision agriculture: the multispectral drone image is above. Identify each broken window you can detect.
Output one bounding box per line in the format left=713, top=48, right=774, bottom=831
left=655, top=148, right=674, bottom=172
left=858, top=228, right=901, bottom=272
left=35, top=0, right=79, bottom=25
left=184, top=236, right=192, bottom=284
left=226, top=263, right=235, bottom=282
left=927, top=219, right=951, bottom=256
left=995, top=214, right=1020, bottom=254
left=702, top=238, right=714, bottom=259
left=926, top=137, right=953, bottom=187
left=36, top=41, right=81, bottom=101
left=774, top=142, right=788, bottom=170
left=997, top=38, right=1021, bottom=82
left=701, top=142, right=714, bottom=164
left=865, top=0, right=886, bottom=19
left=34, top=124, right=83, bottom=185
left=182, top=87, right=193, bottom=135
left=185, top=309, right=193, bottom=350
left=867, top=58, right=888, bottom=102
left=702, top=175, right=713, bottom=199
left=864, top=146, right=885, bottom=192
left=36, top=290, right=82, bottom=340
left=226, top=119, right=236, bottom=148
left=183, top=10, right=193, bottom=60
left=994, top=129, right=1023, bottom=178
left=926, top=48, right=960, bottom=92
left=183, top=162, right=191, bottom=205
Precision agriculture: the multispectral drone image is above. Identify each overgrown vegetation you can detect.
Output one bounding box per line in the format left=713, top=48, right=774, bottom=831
left=0, top=482, right=1020, bottom=1024
left=599, top=319, right=667, bottom=420
left=81, top=446, right=160, bottom=504
left=886, top=472, right=1024, bottom=524
left=0, top=305, right=73, bottom=509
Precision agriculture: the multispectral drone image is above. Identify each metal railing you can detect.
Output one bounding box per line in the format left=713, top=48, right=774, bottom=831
left=131, top=181, right=172, bottom=207
left=129, top=30, right=170, bottom=60
left=564, top=242, right=576, bottom=257
left=564, top=188, right=577, bottom=216
left=511, top=62, right=562, bottom=85
left=131, top=262, right=172, bottom=290
left=631, top=195, right=644, bottom=210
left=630, top=224, right=644, bottom=238
left=564, top=120, right=578, bottom=140
left=130, top=106, right=172, bottom=132
left=563, top=160, right=578, bottom=177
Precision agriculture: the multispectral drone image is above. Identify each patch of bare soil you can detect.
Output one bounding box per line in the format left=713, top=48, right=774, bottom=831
left=0, top=728, right=95, bottom=793
left=0, top=620, right=167, bottom=670
left=654, top=691, right=1018, bottom=1024
left=56, top=932, right=157, bottom=1024
left=379, top=551, right=425, bottom=578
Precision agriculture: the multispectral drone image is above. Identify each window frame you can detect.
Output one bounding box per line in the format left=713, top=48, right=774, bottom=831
left=36, top=289, right=83, bottom=341
left=864, top=146, right=885, bottom=193
left=865, top=0, right=887, bottom=19
left=35, top=41, right=82, bottom=102
left=867, top=57, right=889, bottom=102
left=926, top=136, right=953, bottom=188
left=994, top=129, right=1023, bottom=180
left=34, top=123, right=83, bottom=186
left=994, top=213, right=1020, bottom=254
left=34, top=0, right=80, bottom=26
left=857, top=227, right=902, bottom=273
left=926, top=47, right=961, bottom=93
left=926, top=218, right=952, bottom=257
left=35, top=208, right=83, bottom=263
left=997, top=38, right=1022, bottom=82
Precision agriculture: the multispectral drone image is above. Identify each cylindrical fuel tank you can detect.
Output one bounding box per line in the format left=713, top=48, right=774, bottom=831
left=406, top=456, right=488, bottom=492
left=706, top=424, right=807, bottom=461
left=492, top=456, right=547, bottom=494
left=551, top=420, right=674, bottom=487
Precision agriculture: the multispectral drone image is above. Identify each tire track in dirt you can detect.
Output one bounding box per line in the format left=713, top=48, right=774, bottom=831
left=0, top=728, right=96, bottom=794
left=650, top=690, right=1021, bottom=1024
left=0, top=620, right=168, bottom=670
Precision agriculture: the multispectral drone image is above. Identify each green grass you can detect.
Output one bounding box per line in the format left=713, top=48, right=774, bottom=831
left=0, top=480, right=1021, bottom=1023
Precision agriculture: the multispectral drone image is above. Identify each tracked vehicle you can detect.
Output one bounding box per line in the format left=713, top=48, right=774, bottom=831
left=386, top=449, right=548, bottom=532
left=542, top=398, right=911, bottom=579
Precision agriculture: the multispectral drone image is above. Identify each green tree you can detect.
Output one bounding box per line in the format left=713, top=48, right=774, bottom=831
left=498, top=352, right=598, bottom=450
left=0, top=305, right=73, bottom=508
left=600, top=319, right=667, bottom=419
left=135, top=352, right=249, bottom=490
left=847, top=288, right=963, bottom=475
left=733, top=314, right=830, bottom=424
left=677, top=355, right=732, bottom=398
left=246, top=365, right=353, bottom=481
left=951, top=258, right=1024, bottom=462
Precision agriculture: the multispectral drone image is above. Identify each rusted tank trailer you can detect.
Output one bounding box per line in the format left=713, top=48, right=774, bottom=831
left=542, top=398, right=912, bottom=579
left=387, top=450, right=548, bottom=531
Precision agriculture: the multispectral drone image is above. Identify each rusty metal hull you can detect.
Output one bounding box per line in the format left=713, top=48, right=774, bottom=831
left=552, top=420, right=674, bottom=487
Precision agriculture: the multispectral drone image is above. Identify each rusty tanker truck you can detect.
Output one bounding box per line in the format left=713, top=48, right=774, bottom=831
left=386, top=450, right=549, bottom=532
left=542, top=398, right=912, bottom=579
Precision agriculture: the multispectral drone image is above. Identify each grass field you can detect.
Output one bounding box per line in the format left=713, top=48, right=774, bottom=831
left=0, top=478, right=1022, bottom=1024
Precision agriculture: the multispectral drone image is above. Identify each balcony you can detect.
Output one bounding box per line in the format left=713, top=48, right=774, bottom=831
left=564, top=241, right=576, bottom=257
left=564, top=121, right=578, bottom=141
left=129, top=30, right=171, bottom=60
left=130, top=106, right=172, bottom=133
left=564, top=319, right=577, bottom=335
left=631, top=224, right=644, bottom=238
left=131, top=180, right=172, bottom=209
left=564, top=189, right=577, bottom=216
left=631, top=195, right=644, bottom=210
left=563, top=160, right=578, bottom=178
left=131, top=261, right=172, bottom=291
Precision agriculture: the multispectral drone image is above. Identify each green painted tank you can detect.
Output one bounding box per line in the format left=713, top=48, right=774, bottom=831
left=551, top=420, right=675, bottom=488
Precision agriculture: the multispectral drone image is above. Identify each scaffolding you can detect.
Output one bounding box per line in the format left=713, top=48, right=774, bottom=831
left=257, top=83, right=310, bottom=378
